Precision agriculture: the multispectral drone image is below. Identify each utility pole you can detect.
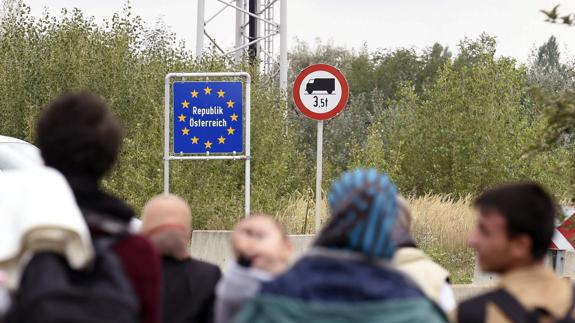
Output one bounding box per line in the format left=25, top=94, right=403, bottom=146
left=248, top=0, right=259, bottom=64
left=195, top=0, right=287, bottom=91
left=279, top=0, right=287, bottom=91
left=196, top=0, right=206, bottom=59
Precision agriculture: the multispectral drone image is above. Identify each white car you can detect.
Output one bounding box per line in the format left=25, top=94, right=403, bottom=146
left=0, top=136, right=43, bottom=174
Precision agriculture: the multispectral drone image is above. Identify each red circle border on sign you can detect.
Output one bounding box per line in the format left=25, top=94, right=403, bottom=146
left=292, top=64, right=349, bottom=121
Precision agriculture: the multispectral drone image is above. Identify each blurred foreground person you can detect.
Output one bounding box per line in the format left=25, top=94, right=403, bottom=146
left=0, top=168, right=93, bottom=323
left=392, top=196, right=456, bottom=313
left=234, top=169, right=447, bottom=323
left=141, top=194, right=221, bottom=323
left=0, top=271, right=9, bottom=320
left=455, top=183, right=574, bottom=323
left=30, top=92, right=161, bottom=323
left=215, top=215, right=294, bottom=323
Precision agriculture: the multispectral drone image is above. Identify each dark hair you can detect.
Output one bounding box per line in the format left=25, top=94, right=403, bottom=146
left=474, top=182, right=556, bottom=260
left=37, top=92, right=122, bottom=180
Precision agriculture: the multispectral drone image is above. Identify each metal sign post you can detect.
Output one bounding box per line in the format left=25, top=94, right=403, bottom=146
left=164, top=72, right=251, bottom=217
left=292, top=64, right=349, bottom=233
left=315, top=120, right=323, bottom=232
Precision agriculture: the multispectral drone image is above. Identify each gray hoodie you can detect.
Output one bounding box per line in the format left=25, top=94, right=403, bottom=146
left=214, top=263, right=273, bottom=323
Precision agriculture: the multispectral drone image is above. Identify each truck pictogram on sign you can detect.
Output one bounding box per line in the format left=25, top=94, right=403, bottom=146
left=306, top=78, right=335, bottom=94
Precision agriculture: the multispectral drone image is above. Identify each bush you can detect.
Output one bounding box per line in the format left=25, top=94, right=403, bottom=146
left=0, top=3, right=309, bottom=229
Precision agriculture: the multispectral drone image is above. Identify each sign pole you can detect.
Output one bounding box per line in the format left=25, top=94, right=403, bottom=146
left=292, top=64, right=349, bottom=233
left=315, top=120, right=323, bottom=233
left=163, top=75, right=171, bottom=194
left=245, top=75, right=251, bottom=218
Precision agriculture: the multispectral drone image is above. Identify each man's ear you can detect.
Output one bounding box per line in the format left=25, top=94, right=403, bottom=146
left=510, top=233, right=533, bottom=260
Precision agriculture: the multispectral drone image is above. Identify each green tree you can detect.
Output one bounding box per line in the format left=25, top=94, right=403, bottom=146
left=528, top=36, right=573, bottom=92
left=0, top=2, right=309, bottom=229
left=535, top=6, right=575, bottom=196
left=362, top=35, right=569, bottom=195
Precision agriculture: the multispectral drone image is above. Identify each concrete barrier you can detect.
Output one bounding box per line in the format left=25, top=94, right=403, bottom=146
left=190, top=230, right=573, bottom=303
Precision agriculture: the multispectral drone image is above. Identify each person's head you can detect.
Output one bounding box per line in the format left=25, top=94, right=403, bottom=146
left=468, top=182, right=556, bottom=273
left=37, top=92, right=122, bottom=181
left=231, top=214, right=293, bottom=274
left=392, top=195, right=416, bottom=248
left=315, top=168, right=399, bottom=260
left=141, top=194, right=192, bottom=260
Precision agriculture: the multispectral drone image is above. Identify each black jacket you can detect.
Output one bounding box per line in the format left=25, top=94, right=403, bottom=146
left=162, top=256, right=221, bottom=323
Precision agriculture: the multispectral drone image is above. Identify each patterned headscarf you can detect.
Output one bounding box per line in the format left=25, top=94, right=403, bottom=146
left=315, top=169, right=399, bottom=260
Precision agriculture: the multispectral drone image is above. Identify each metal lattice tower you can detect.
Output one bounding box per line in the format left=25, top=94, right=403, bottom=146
left=195, top=0, right=288, bottom=91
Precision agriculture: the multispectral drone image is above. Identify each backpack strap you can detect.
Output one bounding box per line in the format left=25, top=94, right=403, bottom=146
left=458, top=288, right=532, bottom=323
left=489, top=288, right=531, bottom=323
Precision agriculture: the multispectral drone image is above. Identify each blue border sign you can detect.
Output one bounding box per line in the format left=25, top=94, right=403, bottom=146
left=173, top=81, right=243, bottom=154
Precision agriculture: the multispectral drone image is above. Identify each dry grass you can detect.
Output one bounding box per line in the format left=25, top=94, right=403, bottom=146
left=275, top=193, right=476, bottom=283
left=408, top=194, right=476, bottom=283
left=409, top=194, right=475, bottom=252
left=275, top=190, right=330, bottom=235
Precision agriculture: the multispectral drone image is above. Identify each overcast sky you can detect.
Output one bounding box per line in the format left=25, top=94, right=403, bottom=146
left=22, top=0, right=575, bottom=63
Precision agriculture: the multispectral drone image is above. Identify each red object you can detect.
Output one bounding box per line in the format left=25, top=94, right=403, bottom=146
left=550, top=209, right=575, bottom=251
left=292, top=64, right=349, bottom=120
left=113, top=235, right=162, bottom=323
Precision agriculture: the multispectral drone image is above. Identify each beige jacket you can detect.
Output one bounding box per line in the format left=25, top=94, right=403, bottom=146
left=452, top=265, right=573, bottom=323
left=393, top=247, right=450, bottom=305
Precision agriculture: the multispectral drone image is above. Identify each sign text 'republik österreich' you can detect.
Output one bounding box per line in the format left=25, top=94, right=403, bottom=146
left=173, top=81, right=243, bottom=154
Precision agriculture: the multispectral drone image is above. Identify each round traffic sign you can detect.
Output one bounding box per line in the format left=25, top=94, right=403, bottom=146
left=293, top=64, right=349, bottom=121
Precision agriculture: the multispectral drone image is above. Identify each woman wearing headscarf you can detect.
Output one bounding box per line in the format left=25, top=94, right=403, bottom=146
left=233, top=169, right=447, bottom=323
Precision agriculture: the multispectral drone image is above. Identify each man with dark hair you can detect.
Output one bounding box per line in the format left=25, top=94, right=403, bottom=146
left=454, top=182, right=574, bottom=323
left=36, top=92, right=162, bottom=323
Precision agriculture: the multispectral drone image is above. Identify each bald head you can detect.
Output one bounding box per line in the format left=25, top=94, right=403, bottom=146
left=141, top=194, right=192, bottom=238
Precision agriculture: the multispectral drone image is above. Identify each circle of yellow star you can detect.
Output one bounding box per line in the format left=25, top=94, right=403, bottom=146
left=218, top=136, right=226, bottom=144
left=178, top=114, right=186, bottom=122
left=181, top=100, right=190, bottom=108
left=204, top=86, right=212, bottom=95
left=226, top=99, right=235, bottom=108
left=204, top=140, right=212, bottom=149
left=191, top=90, right=199, bottom=98
left=227, top=127, right=235, bottom=135
left=230, top=113, right=238, bottom=121
left=217, top=90, right=225, bottom=98
left=181, top=127, right=190, bottom=135
left=191, top=136, right=199, bottom=144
